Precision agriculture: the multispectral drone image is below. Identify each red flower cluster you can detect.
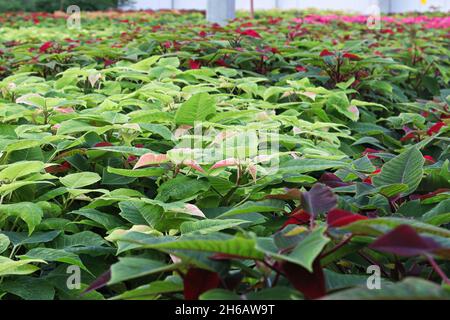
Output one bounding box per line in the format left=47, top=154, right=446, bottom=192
left=188, top=59, right=201, bottom=70
left=39, top=41, right=53, bottom=53
left=238, top=29, right=262, bottom=39
left=363, top=168, right=382, bottom=184
left=342, top=52, right=361, bottom=60
left=319, top=49, right=334, bottom=57
left=45, top=161, right=71, bottom=174
left=283, top=208, right=367, bottom=229
left=427, top=121, right=446, bottom=136
left=362, top=148, right=382, bottom=159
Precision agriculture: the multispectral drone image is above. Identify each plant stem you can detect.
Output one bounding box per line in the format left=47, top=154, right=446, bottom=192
left=321, top=234, right=353, bottom=259
left=426, top=254, right=450, bottom=285
left=9, top=245, right=18, bottom=259
left=358, top=251, right=390, bottom=278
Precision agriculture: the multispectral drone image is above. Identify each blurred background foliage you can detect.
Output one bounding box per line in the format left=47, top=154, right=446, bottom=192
left=0, top=0, right=134, bottom=12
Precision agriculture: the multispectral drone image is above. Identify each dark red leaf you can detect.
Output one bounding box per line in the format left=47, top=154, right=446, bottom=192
left=270, top=47, right=279, bottom=54
left=362, top=148, right=383, bottom=159
left=127, top=155, right=138, bottom=163
left=39, top=41, right=53, bottom=53
left=301, top=183, right=337, bottom=218
left=327, top=208, right=368, bottom=228
left=343, top=52, right=361, bottom=60
left=103, top=59, right=116, bottom=67
left=152, top=25, right=161, bottom=32
left=189, top=59, right=201, bottom=70
left=215, top=58, right=228, bottom=67
left=282, top=259, right=326, bottom=300
left=268, top=17, right=282, bottom=25
left=400, top=131, right=417, bottom=142
left=369, top=225, right=442, bottom=257
left=94, top=142, right=113, bottom=147
left=239, top=29, right=262, bottom=39
left=184, top=268, right=221, bottom=300
left=319, top=172, right=352, bottom=188
left=319, top=49, right=334, bottom=57
left=210, top=253, right=250, bottom=260
left=240, top=22, right=254, bottom=28
left=363, top=168, right=381, bottom=184
left=410, top=188, right=450, bottom=201
left=84, top=269, right=111, bottom=294
left=423, top=155, right=436, bottom=164
left=381, top=29, right=395, bottom=35
left=223, top=273, right=243, bottom=291
left=427, top=122, right=445, bottom=136
left=44, top=161, right=71, bottom=174
left=282, top=208, right=311, bottom=228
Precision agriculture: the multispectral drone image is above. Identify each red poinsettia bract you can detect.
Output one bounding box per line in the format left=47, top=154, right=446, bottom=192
left=183, top=268, right=221, bottom=300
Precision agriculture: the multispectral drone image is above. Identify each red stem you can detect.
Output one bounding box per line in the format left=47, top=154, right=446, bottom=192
left=426, top=254, right=450, bottom=285
left=321, top=235, right=353, bottom=259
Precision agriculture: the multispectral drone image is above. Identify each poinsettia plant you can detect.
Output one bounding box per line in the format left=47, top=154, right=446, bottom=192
left=0, top=9, right=448, bottom=301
